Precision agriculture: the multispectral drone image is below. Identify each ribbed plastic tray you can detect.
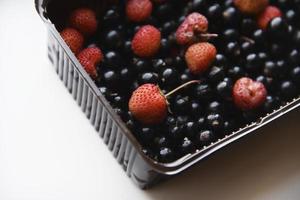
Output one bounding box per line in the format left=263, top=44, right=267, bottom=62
left=35, top=0, right=300, bottom=189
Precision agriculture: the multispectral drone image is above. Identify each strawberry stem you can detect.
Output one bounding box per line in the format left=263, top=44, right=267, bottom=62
left=165, top=80, right=200, bottom=98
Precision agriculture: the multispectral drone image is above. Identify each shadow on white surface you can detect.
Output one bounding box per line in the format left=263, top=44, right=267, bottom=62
left=146, top=109, right=300, bottom=200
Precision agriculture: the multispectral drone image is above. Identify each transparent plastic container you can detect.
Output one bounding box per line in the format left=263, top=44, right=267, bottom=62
left=35, top=0, right=300, bottom=189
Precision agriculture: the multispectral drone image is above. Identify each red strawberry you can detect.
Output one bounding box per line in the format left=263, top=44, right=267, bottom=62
left=77, top=47, right=103, bottom=64
left=185, top=42, right=217, bottom=75
left=77, top=57, right=98, bottom=79
left=60, top=28, right=84, bottom=54
left=126, top=0, right=153, bottom=22
left=234, top=0, right=269, bottom=15
left=233, top=77, right=267, bottom=110
left=132, top=25, right=161, bottom=58
left=257, top=6, right=282, bottom=29
left=129, top=81, right=199, bottom=124
left=77, top=47, right=103, bottom=79
left=129, top=84, right=167, bottom=125
left=69, top=8, right=98, bottom=36
left=176, top=12, right=209, bottom=45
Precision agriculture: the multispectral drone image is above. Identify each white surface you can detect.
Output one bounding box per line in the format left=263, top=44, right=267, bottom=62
left=0, top=0, right=300, bottom=199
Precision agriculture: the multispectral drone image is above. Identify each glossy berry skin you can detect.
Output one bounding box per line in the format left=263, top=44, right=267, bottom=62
left=184, top=121, right=199, bottom=138
left=168, top=125, right=184, bottom=140
left=228, top=41, right=242, bottom=57
left=132, top=25, right=161, bottom=57
left=173, top=96, right=189, bottom=114
left=206, top=113, right=224, bottom=132
left=266, top=17, right=289, bottom=40
left=241, top=18, right=257, bottom=36
left=228, top=66, right=245, bottom=80
left=161, top=68, right=179, bottom=86
left=279, top=81, right=298, bottom=99
left=208, top=66, right=225, bottom=84
left=104, top=51, right=121, bottom=68
left=138, top=72, right=159, bottom=84
left=194, top=83, right=213, bottom=101
left=291, top=66, right=300, bottom=85
left=129, top=84, right=167, bottom=125
left=257, top=6, right=282, bottom=30
left=197, top=130, right=214, bottom=146
left=102, top=70, right=120, bottom=89
left=252, top=29, right=266, bottom=46
left=189, top=101, right=203, bottom=116
left=158, top=147, right=174, bottom=163
left=216, top=78, right=233, bottom=100
left=245, top=53, right=263, bottom=72
left=139, top=127, right=155, bottom=143
left=222, top=7, right=241, bottom=27
left=104, top=30, right=123, bottom=49
left=179, top=137, right=195, bottom=155
left=207, top=101, right=223, bottom=113
left=120, top=67, right=134, bottom=83
left=153, top=136, right=169, bottom=149
left=233, top=77, right=267, bottom=110
left=263, top=95, right=280, bottom=113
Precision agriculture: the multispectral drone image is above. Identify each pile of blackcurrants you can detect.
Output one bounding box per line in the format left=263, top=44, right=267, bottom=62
left=84, top=0, right=300, bottom=163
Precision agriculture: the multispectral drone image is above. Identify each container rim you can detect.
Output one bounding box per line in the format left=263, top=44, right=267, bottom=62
left=35, top=0, right=300, bottom=175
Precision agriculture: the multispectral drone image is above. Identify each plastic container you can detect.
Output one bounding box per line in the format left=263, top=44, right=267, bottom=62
left=35, top=0, right=300, bottom=189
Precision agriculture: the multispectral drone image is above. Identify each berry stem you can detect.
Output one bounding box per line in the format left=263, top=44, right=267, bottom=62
left=200, top=33, right=219, bottom=39
left=165, top=80, right=200, bottom=98
left=241, top=36, right=255, bottom=44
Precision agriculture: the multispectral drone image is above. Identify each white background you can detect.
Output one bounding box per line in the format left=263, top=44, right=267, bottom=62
left=0, top=0, right=300, bottom=199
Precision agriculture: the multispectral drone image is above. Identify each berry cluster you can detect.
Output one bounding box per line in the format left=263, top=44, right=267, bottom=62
left=59, top=0, right=300, bottom=163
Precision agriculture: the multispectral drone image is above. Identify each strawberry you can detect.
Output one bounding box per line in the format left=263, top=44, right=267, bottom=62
left=126, top=0, right=153, bottom=22
left=185, top=42, right=217, bottom=75
left=77, top=47, right=103, bottom=79
left=129, top=84, right=168, bottom=125
left=233, top=77, right=267, bottom=110
left=60, top=28, right=84, bottom=54
left=257, top=6, right=282, bottom=30
left=234, top=0, right=269, bottom=15
left=69, top=8, right=98, bottom=36
left=132, top=25, right=161, bottom=58
left=176, top=12, right=209, bottom=45
left=129, top=81, right=199, bottom=124
left=77, top=47, right=103, bottom=64
left=77, top=57, right=98, bottom=79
